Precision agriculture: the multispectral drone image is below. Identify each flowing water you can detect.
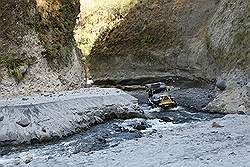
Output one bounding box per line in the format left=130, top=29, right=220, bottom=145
left=0, top=102, right=224, bottom=166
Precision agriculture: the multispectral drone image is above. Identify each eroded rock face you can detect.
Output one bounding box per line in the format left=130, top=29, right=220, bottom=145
left=88, top=0, right=248, bottom=82
left=204, top=69, right=249, bottom=114
left=203, top=0, right=249, bottom=114
left=88, top=0, right=249, bottom=113
left=0, top=0, right=85, bottom=96
left=88, top=0, right=221, bottom=82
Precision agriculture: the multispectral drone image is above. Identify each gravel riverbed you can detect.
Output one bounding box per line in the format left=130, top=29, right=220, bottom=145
left=0, top=88, right=248, bottom=167
left=1, top=113, right=249, bottom=167
left=27, top=114, right=249, bottom=167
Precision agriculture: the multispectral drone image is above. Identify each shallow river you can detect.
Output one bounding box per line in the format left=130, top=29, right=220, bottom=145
left=0, top=103, right=224, bottom=166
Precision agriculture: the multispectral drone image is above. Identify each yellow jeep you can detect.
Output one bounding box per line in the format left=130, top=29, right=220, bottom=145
left=149, top=94, right=177, bottom=109
left=159, top=95, right=177, bottom=108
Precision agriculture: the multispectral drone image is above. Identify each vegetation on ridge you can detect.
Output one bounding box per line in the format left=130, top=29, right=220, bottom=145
left=35, top=0, right=80, bottom=69
left=0, top=0, right=38, bottom=80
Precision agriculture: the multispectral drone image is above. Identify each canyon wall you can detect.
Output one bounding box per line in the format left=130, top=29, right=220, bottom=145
left=88, top=0, right=249, bottom=113
left=0, top=0, right=85, bottom=96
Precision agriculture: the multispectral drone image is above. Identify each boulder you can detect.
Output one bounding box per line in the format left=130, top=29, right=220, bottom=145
left=216, top=79, right=227, bottom=91
left=16, top=117, right=31, bottom=127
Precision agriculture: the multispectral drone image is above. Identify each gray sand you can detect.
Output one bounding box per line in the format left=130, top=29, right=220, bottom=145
left=0, top=88, right=141, bottom=145
left=19, top=114, right=250, bottom=167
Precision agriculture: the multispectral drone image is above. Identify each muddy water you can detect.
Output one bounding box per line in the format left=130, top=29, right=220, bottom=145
left=0, top=102, right=224, bottom=166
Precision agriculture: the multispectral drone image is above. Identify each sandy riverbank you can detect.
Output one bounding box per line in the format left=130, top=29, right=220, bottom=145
left=26, top=114, right=250, bottom=167
left=0, top=88, right=141, bottom=145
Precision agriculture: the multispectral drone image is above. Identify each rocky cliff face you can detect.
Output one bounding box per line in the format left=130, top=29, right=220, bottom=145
left=203, top=0, right=249, bottom=114
left=88, top=0, right=249, bottom=113
left=88, top=0, right=221, bottom=82
left=0, top=0, right=85, bottom=96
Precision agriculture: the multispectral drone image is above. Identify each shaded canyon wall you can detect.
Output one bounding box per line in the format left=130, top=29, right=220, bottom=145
left=0, top=0, right=85, bottom=96
left=88, top=0, right=249, bottom=113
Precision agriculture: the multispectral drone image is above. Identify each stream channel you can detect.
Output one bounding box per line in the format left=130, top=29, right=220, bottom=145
left=0, top=89, right=224, bottom=166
